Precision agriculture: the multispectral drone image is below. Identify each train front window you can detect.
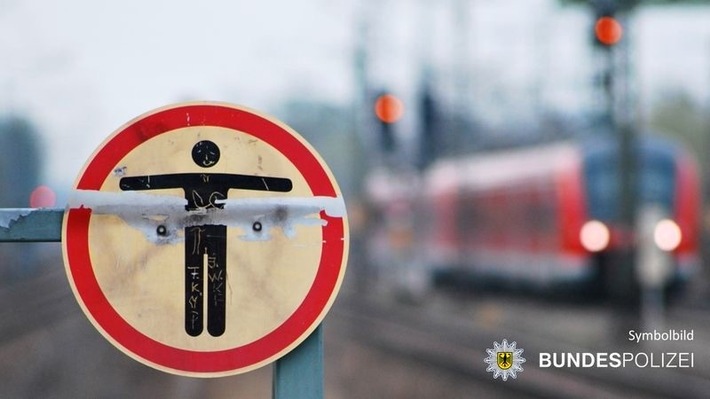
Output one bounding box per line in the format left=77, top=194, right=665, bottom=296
left=638, top=153, right=675, bottom=210
left=584, top=144, right=676, bottom=221
left=585, top=154, right=619, bottom=221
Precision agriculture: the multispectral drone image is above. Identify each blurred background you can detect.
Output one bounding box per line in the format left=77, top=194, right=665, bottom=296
left=1, top=0, right=710, bottom=397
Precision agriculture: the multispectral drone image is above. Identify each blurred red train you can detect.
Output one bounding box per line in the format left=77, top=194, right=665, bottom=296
left=367, top=136, right=700, bottom=296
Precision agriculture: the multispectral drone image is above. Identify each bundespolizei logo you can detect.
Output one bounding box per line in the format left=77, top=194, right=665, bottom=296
left=484, top=339, right=525, bottom=381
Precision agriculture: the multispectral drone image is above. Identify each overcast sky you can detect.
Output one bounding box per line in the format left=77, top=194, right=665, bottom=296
left=0, top=0, right=708, bottom=188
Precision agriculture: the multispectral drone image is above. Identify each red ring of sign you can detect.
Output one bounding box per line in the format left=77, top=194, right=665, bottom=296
left=64, top=104, right=345, bottom=374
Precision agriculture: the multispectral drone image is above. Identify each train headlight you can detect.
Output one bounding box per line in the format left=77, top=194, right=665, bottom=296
left=580, top=220, right=610, bottom=252
left=654, top=219, right=682, bottom=252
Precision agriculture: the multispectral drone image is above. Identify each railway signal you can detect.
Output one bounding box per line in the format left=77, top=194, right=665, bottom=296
left=586, top=0, right=637, bottom=300
left=418, top=84, right=440, bottom=170
left=588, top=0, right=625, bottom=49
left=373, top=91, right=403, bottom=152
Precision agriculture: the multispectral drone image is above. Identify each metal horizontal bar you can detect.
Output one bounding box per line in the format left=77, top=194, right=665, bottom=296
left=0, top=208, right=63, bottom=242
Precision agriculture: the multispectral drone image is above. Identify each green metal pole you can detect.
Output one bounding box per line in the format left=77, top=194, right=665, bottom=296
left=273, top=325, right=324, bottom=399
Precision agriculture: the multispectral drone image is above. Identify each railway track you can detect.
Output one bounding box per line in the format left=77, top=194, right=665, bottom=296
left=330, top=291, right=710, bottom=399
left=3, top=255, right=709, bottom=398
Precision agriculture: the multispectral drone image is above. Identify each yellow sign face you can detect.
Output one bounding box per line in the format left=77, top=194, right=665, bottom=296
left=62, top=103, right=348, bottom=377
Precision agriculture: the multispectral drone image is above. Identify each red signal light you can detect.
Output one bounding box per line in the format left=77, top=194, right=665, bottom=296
left=374, top=94, right=404, bottom=124
left=595, top=16, right=623, bottom=46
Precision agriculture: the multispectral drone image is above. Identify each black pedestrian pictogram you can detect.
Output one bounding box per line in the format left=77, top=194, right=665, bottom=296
left=119, top=140, right=292, bottom=337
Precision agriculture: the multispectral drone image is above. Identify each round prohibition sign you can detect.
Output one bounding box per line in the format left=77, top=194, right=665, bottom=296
left=62, top=102, right=349, bottom=377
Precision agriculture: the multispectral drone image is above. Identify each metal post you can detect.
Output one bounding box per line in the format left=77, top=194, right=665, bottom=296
left=595, top=10, right=636, bottom=301
left=273, top=325, right=324, bottom=399
left=615, top=12, right=637, bottom=303
left=0, top=208, right=325, bottom=398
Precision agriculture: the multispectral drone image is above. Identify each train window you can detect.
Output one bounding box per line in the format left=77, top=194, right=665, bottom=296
left=584, top=143, right=677, bottom=221
left=584, top=154, right=619, bottom=221
left=637, top=152, right=675, bottom=210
